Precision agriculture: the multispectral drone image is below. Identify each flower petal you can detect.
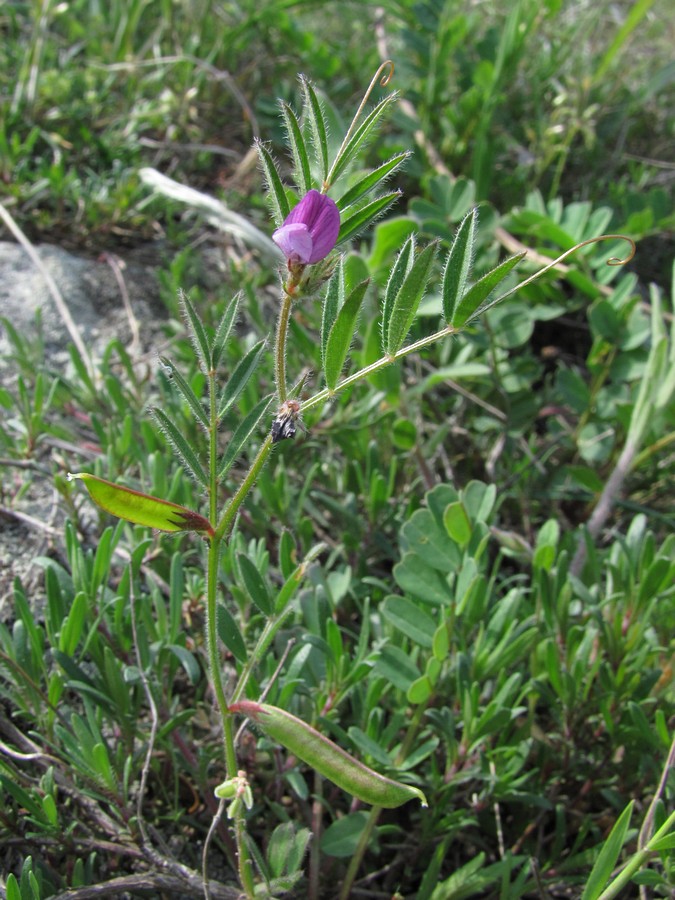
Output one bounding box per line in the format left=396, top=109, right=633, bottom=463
left=272, top=222, right=313, bottom=264
left=276, top=190, right=340, bottom=265
left=306, top=199, right=340, bottom=263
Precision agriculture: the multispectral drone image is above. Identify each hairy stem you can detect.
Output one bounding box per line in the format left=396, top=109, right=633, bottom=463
left=303, top=323, right=457, bottom=413
left=275, top=284, right=295, bottom=404
left=205, top=369, right=255, bottom=898
left=215, top=436, right=273, bottom=542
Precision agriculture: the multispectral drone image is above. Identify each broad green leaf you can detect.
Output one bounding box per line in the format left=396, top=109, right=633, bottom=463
left=300, top=76, right=328, bottom=180
left=320, top=812, right=370, bottom=857
left=168, top=644, right=200, bottom=684
left=68, top=473, right=213, bottom=534
left=237, top=552, right=272, bottom=615
left=394, top=555, right=452, bottom=606
left=442, top=208, right=477, bottom=324
left=216, top=603, right=247, bottom=663
left=179, top=290, right=211, bottom=373
left=324, top=279, right=369, bottom=390
left=338, top=191, right=401, bottom=245
left=159, top=355, right=208, bottom=429
left=329, top=93, right=399, bottom=186
left=581, top=801, right=634, bottom=900
left=443, top=501, right=472, bottom=546
left=218, top=395, right=273, bottom=477
left=432, top=622, right=450, bottom=662
left=336, top=151, right=410, bottom=210
left=385, top=241, right=439, bottom=354
left=372, top=644, right=420, bottom=691
left=407, top=675, right=433, bottom=705
left=381, top=595, right=435, bottom=647
left=451, top=253, right=525, bottom=328
left=321, top=258, right=345, bottom=365
left=218, top=340, right=266, bottom=419
left=211, top=293, right=241, bottom=370
left=391, top=417, right=417, bottom=450
left=255, top=139, right=291, bottom=226
left=280, top=101, right=312, bottom=195
left=152, top=406, right=208, bottom=486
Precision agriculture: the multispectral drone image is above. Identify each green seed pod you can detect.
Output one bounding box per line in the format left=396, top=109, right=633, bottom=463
left=230, top=701, right=427, bottom=809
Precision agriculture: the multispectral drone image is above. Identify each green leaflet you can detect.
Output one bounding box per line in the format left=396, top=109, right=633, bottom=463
left=218, top=396, right=273, bottom=478
left=381, top=234, right=415, bottom=350
left=180, top=290, right=210, bottom=373
left=158, top=355, right=208, bottom=430
left=69, top=473, right=213, bottom=535
left=338, top=192, right=400, bottom=245
left=581, top=801, right=634, bottom=900
left=211, top=293, right=241, bottom=370
left=442, top=208, right=477, bottom=324
left=300, top=76, right=329, bottom=181
left=236, top=553, right=272, bottom=616
left=152, top=406, right=208, bottom=486
left=218, top=340, right=266, bottom=419
left=255, top=139, right=291, bottom=227
left=321, top=258, right=345, bottom=365
left=451, top=252, right=525, bottom=328
left=323, top=279, right=369, bottom=390
left=328, top=93, right=399, bottom=186
left=280, top=101, right=312, bottom=196
left=384, top=241, right=439, bottom=355
left=337, top=152, right=410, bottom=211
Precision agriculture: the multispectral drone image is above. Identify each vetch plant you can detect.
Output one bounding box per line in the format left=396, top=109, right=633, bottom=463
left=67, top=62, right=638, bottom=898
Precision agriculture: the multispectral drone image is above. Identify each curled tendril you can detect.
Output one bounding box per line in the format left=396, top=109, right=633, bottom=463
left=378, top=60, right=395, bottom=87
left=324, top=60, right=396, bottom=189
left=567, top=234, right=636, bottom=266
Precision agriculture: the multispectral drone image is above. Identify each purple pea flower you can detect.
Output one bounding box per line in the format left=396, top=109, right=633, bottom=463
left=272, top=190, right=340, bottom=266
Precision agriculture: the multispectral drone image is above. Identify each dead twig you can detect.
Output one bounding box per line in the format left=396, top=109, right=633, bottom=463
left=46, top=871, right=240, bottom=900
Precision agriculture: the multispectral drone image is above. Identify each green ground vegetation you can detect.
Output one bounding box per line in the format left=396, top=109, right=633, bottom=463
left=0, top=1, right=673, bottom=898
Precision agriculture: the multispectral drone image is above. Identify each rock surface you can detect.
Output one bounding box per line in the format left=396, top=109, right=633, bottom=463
left=0, top=240, right=164, bottom=619
left=0, top=240, right=162, bottom=365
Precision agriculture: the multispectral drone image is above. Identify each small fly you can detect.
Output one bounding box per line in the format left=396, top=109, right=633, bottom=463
left=271, top=399, right=303, bottom=443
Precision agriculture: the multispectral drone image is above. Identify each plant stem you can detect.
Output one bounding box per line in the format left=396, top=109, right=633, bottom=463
left=595, top=809, right=675, bottom=900
left=302, top=323, right=457, bottom=413
left=338, top=804, right=382, bottom=900
left=275, top=283, right=294, bottom=404
left=230, top=611, right=293, bottom=705
left=338, top=697, right=431, bottom=900
left=215, top=435, right=273, bottom=541
left=205, top=368, right=255, bottom=898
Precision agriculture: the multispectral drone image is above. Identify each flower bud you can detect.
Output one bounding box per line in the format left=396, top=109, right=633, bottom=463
left=272, top=190, right=340, bottom=266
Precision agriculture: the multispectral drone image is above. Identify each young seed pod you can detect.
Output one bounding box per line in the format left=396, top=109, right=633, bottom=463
left=230, top=700, right=427, bottom=809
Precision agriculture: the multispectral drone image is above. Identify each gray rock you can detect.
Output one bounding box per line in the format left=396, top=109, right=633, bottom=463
left=0, top=240, right=163, bottom=367
left=0, top=241, right=164, bottom=619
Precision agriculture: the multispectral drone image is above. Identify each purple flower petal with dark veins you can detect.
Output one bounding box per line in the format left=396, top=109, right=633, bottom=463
left=272, top=190, right=340, bottom=265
